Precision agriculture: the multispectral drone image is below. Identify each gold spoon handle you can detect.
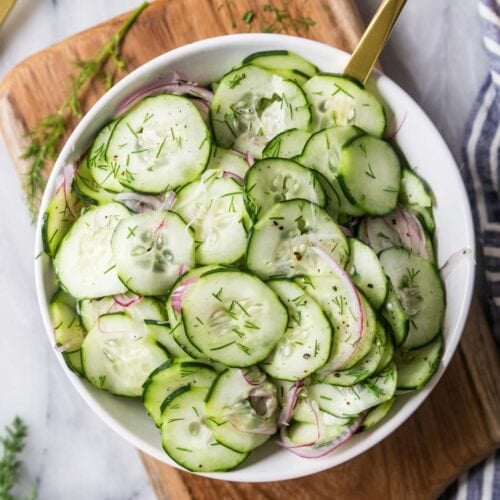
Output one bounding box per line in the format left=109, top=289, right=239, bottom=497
left=0, top=0, right=16, bottom=26
left=344, top=0, right=407, bottom=84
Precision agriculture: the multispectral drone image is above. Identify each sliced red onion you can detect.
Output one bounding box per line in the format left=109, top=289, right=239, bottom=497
left=113, top=294, right=142, bottom=308
left=178, top=263, right=190, bottom=276
left=115, top=78, right=213, bottom=117
left=191, top=98, right=210, bottom=123
left=440, top=248, right=474, bottom=281
left=246, top=152, right=255, bottom=166
left=223, top=171, right=244, bottom=185
left=385, top=111, right=408, bottom=140
left=278, top=399, right=321, bottom=449
left=59, top=163, right=77, bottom=217
left=278, top=381, right=304, bottom=427
left=279, top=415, right=364, bottom=459
left=115, top=192, right=162, bottom=212
left=171, top=276, right=198, bottom=314
left=311, top=246, right=365, bottom=369
left=339, top=225, right=352, bottom=236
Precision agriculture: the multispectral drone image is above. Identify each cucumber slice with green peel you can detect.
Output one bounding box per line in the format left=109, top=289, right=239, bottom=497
left=347, top=238, right=388, bottom=310
left=246, top=199, right=349, bottom=279
left=360, top=398, right=395, bottom=432
left=296, top=127, right=364, bottom=217
left=54, top=202, right=129, bottom=299
left=181, top=270, right=288, bottom=367
left=81, top=312, right=169, bottom=396
left=244, top=158, right=325, bottom=219
left=73, top=156, right=115, bottom=205
left=111, top=211, right=195, bottom=296
left=292, top=395, right=350, bottom=426
left=107, top=95, right=211, bottom=193
left=296, top=272, right=377, bottom=371
left=242, top=50, right=318, bottom=80
left=63, top=350, right=84, bottom=376
left=338, top=136, right=401, bottom=215
left=303, top=74, right=386, bottom=136
left=260, top=280, right=332, bottom=381
left=287, top=420, right=352, bottom=446
left=161, top=386, right=248, bottom=472
left=409, top=205, right=436, bottom=236
left=208, top=147, right=249, bottom=178
left=358, top=207, right=435, bottom=262
left=395, top=334, right=444, bottom=390
left=174, top=176, right=249, bottom=265
left=262, top=128, right=312, bottom=159
left=87, top=121, right=124, bottom=193
left=309, top=362, right=397, bottom=418
left=210, top=65, right=311, bottom=158
left=376, top=329, right=394, bottom=372
left=399, top=168, right=433, bottom=208
left=42, top=184, right=83, bottom=258
left=205, top=368, right=278, bottom=452
left=142, top=360, right=216, bottom=426
left=79, top=295, right=165, bottom=331
left=380, top=283, right=409, bottom=347
left=144, top=320, right=188, bottom=358
left=314, top=322, right=386, bottom=386
left=49, top=289, right=87, bottom=353
left=379, top=247, right=445, bottom=349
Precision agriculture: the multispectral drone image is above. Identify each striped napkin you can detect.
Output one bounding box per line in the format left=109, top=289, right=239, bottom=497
left=442, top=1, right=499, bottom=498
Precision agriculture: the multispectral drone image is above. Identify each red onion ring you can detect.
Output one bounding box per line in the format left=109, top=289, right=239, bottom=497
left=241, top=368, right=267, bottom=387
left=115, top=192, right=162, bottom=212
left=278, top=381, right=304, bottom=427
left=245, top=152, right=255, bottom=166
left=113, top=294, right=142, bottom=308
left=223, top=171, right=244, bottom=185
left=171, top=276, right=198, bottom=314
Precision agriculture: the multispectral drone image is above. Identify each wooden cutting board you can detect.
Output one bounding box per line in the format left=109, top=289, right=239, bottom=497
left=1, top=1, right=499, bottom=498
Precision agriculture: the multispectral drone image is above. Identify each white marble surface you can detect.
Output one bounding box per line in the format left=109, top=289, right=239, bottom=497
left=0, top=0, right=489, bottom=498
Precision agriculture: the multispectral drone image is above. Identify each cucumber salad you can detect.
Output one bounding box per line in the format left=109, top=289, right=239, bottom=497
left=43, top=50, right=445, bottom=472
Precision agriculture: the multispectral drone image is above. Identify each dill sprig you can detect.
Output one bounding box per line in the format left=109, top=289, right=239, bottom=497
left=22, top=2, right=149, bottom=219
left=0, top=417, right=29, bottom=500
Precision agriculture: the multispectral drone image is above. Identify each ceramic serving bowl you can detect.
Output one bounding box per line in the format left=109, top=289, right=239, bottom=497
left=34, top=34, right=475, bottom=482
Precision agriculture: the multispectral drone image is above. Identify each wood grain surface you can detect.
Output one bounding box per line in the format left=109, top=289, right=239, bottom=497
left=0, top=1, right=499, bottom=499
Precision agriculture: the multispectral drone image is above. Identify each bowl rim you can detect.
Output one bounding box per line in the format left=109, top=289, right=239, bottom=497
left=34, top=33, right=476, bottom=482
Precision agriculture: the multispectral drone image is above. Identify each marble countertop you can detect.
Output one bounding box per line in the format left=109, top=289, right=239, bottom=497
left=0, top=0, right=489, bottom=498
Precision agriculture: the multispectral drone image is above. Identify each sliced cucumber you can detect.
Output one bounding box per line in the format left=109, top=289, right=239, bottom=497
left=54, top=203, right=129, bottom=299
left=379, top=248, right=445, bottom=349
left=87, top=121, right=123, bottom=193
left=292, top=395, right=350, bottom=425
left=161, top=386, right=248, bottom=472
left=79, top=295, right=165, bottom=331
left=244, top=158, right=325, bottom=219
left=376, top=329, right=394, bottom=372
left=287, top=420, right=351, bottom=446
left=360, top=398, right=395, bottom=432
left=261, top=280, right=332, bottom=380
left=42, top=184, right=83, bottom=258
left=314, top=322, right=386, bottom=386
left=73, top=156, right=115, bottom=205
left=338, top=136, right=401, bottom=215
left=246, top=199, right=349, bottom=279
left=205, top=368, right=278, bottom=452
left=49, top=289, right=87, bottom=353
left=242, top=50, right=318, bottom=80
left=410, top=205, right=436, bottom=236
left=296, top=274, right=377, bottom=371
left=347, top=238, right=388, bottom=310
left=262, top=129, right=312, bottom=159
left=174, top=175, right=249, bottom=265
left=111, top=210, right=195, bottom=295
left=63, top=350, right=84, bottom=376
left=107, top=95, right=211, bottom=193
left=208, top=147, right=249, bottom=178
left=380, top=283, right=409, bottom=347
left=399, top=168, right=433, bottom=208
left=210, top=65, right=311, bottom=158
left=81, top=312, right=169, bottom=396
left=309, top=362, right=397, bottom=418
left=395, top=334, right=443, bottom=390
left=145, top=320, right=188, bottom=358
left=182, top=270, right=288, bottom=367
left=142, top=360, right=216, bottom=426
left=296, top=126, right=364, bottom=217
left=303, top=74, right=386, bottom=136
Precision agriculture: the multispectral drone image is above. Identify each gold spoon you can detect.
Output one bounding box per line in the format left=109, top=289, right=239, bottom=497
left=344, top=0, right=407, bottom=84
left=0, top=0, right=16, bottom=27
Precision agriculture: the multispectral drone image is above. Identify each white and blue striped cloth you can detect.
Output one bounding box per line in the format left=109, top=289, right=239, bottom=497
left=442, top=1, right=499, bottom=499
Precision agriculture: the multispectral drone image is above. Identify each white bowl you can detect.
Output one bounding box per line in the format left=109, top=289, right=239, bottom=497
left=34, top=34, right=475, bottom=482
